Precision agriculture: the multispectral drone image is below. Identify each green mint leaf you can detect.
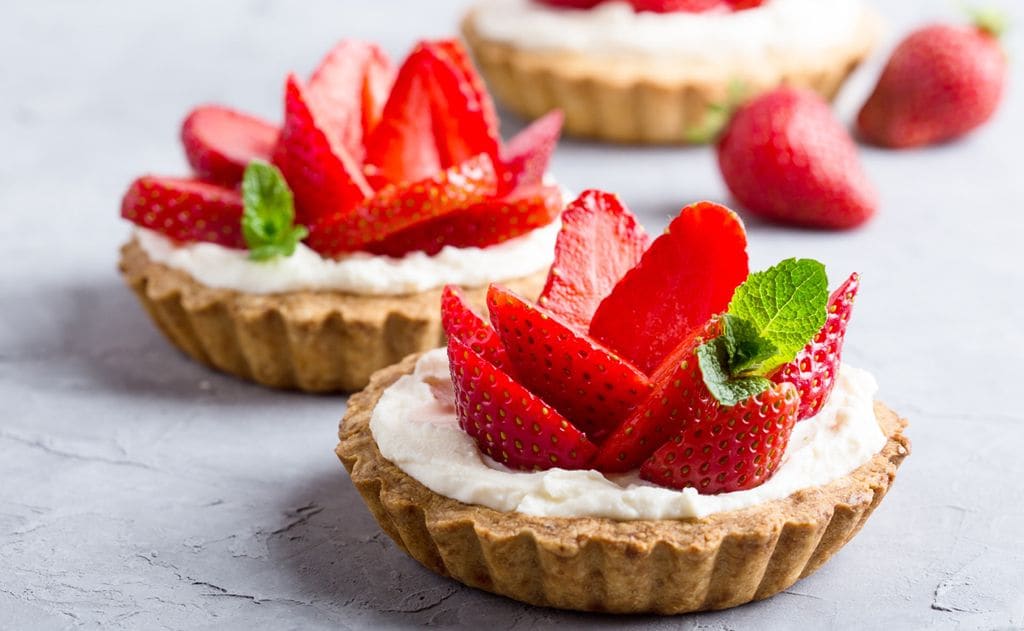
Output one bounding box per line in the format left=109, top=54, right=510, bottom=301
left=727, top=258, right=828, bottom=373
left=697, top=337, right=773, bottom=407
left=241, top=160, right=306, bottom=261
left=247, top=225, right=308, bottom=261
left=720, top=314, right=779, bottom=375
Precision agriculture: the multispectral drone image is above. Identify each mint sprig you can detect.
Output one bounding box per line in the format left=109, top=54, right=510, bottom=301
left=241, top=161, right=308, bottom=261
left=699, top=258, right=828, bottom=406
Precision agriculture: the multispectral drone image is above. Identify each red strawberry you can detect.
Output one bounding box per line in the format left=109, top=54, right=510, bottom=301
left=589, top=201, right=748, bottom=375
left=306, top=154, right=497, bottom=256
left=121, top=176, right=244, bottom=248
left=364, top=46, right=442, bottom=187
left=630, top=0, right=723, bottom=13
left=180, top=106, right=278, bottom=186
left=717, top=87, right=878, bottom=230
left=726, top=0, right=764, bottom=9
left=422, top=40, right=502, bottom=170
left=772, top=272, right=859, bottom=421
left=499, top=111, right=564, bottom=196
left=538, top=190, right=650, bottom=332
left=274, top=74, right=373, bottom=226
left=307, top=40, right=394, bottom=163
left=448, top=337, right=598, bottom=471
left=441, top=285, right=508, bottom=368
left=487, top=285, right=653, bottom=442
left=640, top=381, right=799, bottom=493
left=591, top=318, right=721, bottom=472
left=365, top=185, right=561, bottom=257
left=857, top=19, right=1007, bottom=148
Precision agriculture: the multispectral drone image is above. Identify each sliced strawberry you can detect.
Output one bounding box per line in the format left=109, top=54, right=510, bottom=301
left=121, top=176, right=244, bottom=248
left=448, top=337, right=598, bottom=471
left=589, top=201, right=749, bottom=374
left=422, top=40, right=501, bottom=171
left=180, top=105, right=278, bottom=186
left=640, top=381, right=799, bottom=493
left=364, top=46, right=442, bottom=187
left=726, top=0, right=765, bottom=8
left=307, top=40, right=394, bottom=164
left=306, top=154, right=497, bottom=256
left=441, top=285, right=508, bottom=368
left=772, top=272, right=860, bottom=421
left=591, top=318, right=721, bottom=472
left=365, top=185, right=561, bottom=257
left=537, top=190, right=651, bottom=331
left=630, top=0, right=724, bottom=12
left=487, top=285, right=653, bottom=442
left=274, top=74, right=373, bottom=226
left=499, top=110, right=564, bottom=196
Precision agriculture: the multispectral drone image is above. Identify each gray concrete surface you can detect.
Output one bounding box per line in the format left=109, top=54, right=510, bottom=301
left=2, top=1, right=1023, bottom=629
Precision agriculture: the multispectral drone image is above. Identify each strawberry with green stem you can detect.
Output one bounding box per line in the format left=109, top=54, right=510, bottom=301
left=857, top=10, right=1008, bottom=148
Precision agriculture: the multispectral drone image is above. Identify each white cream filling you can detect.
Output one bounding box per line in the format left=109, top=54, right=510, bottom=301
left=370, top=349, right=887, bottom=520
left=135, top=221, right=558, bottom=295
left=470, top=0, right=871, bottom=63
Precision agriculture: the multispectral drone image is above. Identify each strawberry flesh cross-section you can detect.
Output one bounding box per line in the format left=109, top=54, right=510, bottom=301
left=589, top=201, right=749, bottom=374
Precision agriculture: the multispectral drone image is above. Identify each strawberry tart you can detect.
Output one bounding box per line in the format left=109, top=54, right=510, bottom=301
left=338, top=191, right=909, bottom=613
left=119, top=39, right=565, bottom=392
left=462, top=0, right=882, bottom=143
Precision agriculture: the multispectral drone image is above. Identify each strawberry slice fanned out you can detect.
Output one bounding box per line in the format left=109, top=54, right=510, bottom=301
left=306, top=154, right=497, bottom=256
left=274, top=74, right=373, bottom=227
left=365, top=185, right=561, bottom=257
left=640, top=381, right=799, bottom=493
left=589, top=201, right=749, bottom=375
left=487, top=285, right=653, bottom=443
left=363, top=46, right=443, bottom=187
left=121, top=176, right=245, bottom=248
left=772, top=272, right=860, bottom=421
left=422, top=40, right=502, bottom=171
left=538, top=190, right=651, bottom=331
left=441, top=285, right=508, bottom=368
left=307, top=40, right=395, bottom=164
left=503, top=111, right=569, bottom=194
left=448, top=337, right=598, bottom=471
left=591, top=318, right=721, bottom=472
left=181, top=105, right=278, bottom=186
left=499, top=110, right=564, bottom=196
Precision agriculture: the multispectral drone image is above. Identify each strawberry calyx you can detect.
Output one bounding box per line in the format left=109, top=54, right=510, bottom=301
left=970, top=7, right=1009, bottom=38
left=122, top=39, right=564, bottom=259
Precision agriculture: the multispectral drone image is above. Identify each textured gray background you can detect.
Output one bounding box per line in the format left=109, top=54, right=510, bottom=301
left=2, top=1, right=1022, bottom=629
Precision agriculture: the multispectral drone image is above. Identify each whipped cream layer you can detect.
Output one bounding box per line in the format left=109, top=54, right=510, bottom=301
left=471, top=0, right=871, bottom=63
left=136, top=221, right=559, bottom=295
left=370, top=349, right=888, bottom=520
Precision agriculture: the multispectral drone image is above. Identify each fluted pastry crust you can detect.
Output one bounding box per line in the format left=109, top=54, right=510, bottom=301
left=119, top=240, right=547, bottom=392
left=461, top=9, right=881, bottom=144
left=338, top=353, right=910, bottom=613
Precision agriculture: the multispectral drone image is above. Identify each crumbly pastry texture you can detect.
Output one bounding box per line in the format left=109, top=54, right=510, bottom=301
left=461, top=9, right=881, bottom=143
left=338, top=353, right=910, bottom=614
left=119, top=240, right=547, bottom=392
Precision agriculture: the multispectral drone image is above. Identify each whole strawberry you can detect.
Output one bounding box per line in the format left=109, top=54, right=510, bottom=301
left=717, top=87, right=878, bottom=230
left=857, top=14, right=1008, bottom=148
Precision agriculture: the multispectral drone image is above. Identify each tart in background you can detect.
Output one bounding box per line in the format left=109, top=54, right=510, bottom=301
left=462, top=0, right=881, bottom=143
left=119, top=40, right=565, bottom=392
